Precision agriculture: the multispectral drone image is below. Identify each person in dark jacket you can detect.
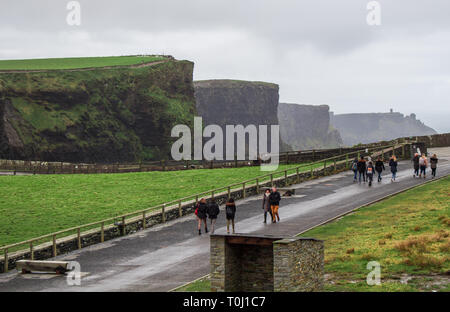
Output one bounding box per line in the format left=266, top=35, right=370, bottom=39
left=262, top=188, right=272, bottom=223
left=225, top=198, right=236, bottom=234
left=430, top=154, right=438, bottom=178
left=412, top=153, right=420, bottom=178
left=207, top=199, right=220, bottom=234
left=357, top=156, right=367, bottom=183
left=196, top=198, right=208, bottom=235
left=375, top=156, right=385, bottom=182
left=351, top=158, right=358, bottom=182
left=366, top=161, right=374, bottom=187
left=269, top=187, right=281, bottom=223
left=389, top=155, right=398, bottom=182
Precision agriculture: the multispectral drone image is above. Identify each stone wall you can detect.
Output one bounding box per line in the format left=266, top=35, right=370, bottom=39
left=210, top=234, right=324, bottom=292
left=273, top=237, right=324, bottom=292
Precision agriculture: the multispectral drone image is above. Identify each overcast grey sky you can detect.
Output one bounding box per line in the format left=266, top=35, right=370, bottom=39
left=1, top=0, right=449, bottom=132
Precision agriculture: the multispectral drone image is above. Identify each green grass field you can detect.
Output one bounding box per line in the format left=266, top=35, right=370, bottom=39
left=0, top=162, right=323, bottom=247
left=0, top=55, right=166, bottom=70
left=176, top=176, right=450, bottom=292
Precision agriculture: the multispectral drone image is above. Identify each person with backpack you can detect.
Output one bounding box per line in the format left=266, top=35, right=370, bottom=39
left=269, top=187, right=281, bottom=223
left=430, top=154, right=438, bottom=178
left=357, top=156, right=367, bottom=183
left=207, top=199, right=220, bottom=234
left=419, top=154, right=428, bottom=179
left=389, top=155, right=398, bottom=182
left=375, top=156, right=385, bottom=182
left=262, top=188, right=272, bottom=224
left=412, top=153, right=420, bottom=178
left=366, top=161, right=375, bottom=187
left=225, top=198, right=236, bottom=234
left=195, top=198, right=208, bottom=235
left=351, top=158, right=358, bottom=182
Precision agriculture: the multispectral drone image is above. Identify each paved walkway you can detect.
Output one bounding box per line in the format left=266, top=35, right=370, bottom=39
left=1, top=147, right=449, bottom=292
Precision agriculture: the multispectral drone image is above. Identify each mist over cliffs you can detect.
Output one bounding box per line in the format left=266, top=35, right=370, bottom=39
left=330, top=111, right=437, bottom=146
left=278, top=103, right=342, bottom=150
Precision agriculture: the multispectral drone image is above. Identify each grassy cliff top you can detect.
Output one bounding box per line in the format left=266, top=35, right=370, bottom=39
left=0, top=55, right=169, bottom=71
left=194, top=79, right=279, bottom=89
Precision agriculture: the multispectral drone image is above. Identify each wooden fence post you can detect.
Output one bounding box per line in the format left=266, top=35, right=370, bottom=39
left=101, top=222, right=105, bottom=242
left=227, top=186, right=231, bottom=199
left=162, top=204, right=166, bottom=223
left=77, top=228, right=81, bottom=249
left=30, top=242, right=34, bottom=260
left=270, top=174, right=274, bottom=187
left=284, top=170, right=288, bottom=186
left=296, top=168, right=300, bottom=183
left=121, top=216, right=126, bottom=235
left=256, top=178, right=259, bottom=194
left=52, top=235, right=57, bottom=257
left=178, top=200, right=182, bottom=217
left=242, top=183, right=246, bottom=199
left=4, top=248, right=8, bottom=273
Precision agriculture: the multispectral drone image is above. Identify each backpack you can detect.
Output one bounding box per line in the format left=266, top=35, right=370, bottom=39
left=226, top=205, right=234, bottom=217
left=352, top=162, right=357, bottom=171
left=194, top=203, right=199, bottom=216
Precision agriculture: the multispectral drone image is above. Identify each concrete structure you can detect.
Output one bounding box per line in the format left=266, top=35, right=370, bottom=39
left=210, top=234, right=324, bottom=292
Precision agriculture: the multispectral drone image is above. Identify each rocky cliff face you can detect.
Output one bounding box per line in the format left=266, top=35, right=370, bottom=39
left=194, top=80, right=288, bottom=154
left=195, top=79, right=280, bottom=127
left=0, top=58, right=196, bottom=162
left=330, top=112, right=438, bottom=146
left=278, top=103, right=343, bottom=150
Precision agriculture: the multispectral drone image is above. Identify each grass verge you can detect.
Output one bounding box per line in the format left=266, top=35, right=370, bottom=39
left=175, top=176, right=450, bottom=292
left=0, top=162, right=323, bottom=246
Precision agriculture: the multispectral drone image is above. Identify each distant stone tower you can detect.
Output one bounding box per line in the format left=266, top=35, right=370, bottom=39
left=390, top=108, right=393, bottom=113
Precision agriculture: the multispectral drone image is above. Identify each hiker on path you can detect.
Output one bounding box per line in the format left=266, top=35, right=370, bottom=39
left=430, top=154, right=438, bottom=178
left=412, top=153, right=420, bottom=178
left=367, top=161, right=375, bottom=187
left=389, top=155, right=398, bottom=182
left=269, top=186, right=281, bottom=223
left=375, top=156, right=385, bottom=182
left=357, top=156, right=367, bottom=183
left=207, top=199, right=220, bottom=234
left=195, top=198, right=208, bottom=235
left=351, top=158, right=358, bottom=182
left=262, top=188, right=272, bottom=224
left=419, top=154, right=428, bottom=179
left=225, top=198, right=236, bottom=234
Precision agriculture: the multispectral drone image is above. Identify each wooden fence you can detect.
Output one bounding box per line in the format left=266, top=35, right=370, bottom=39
left=0, top=143, right=409, bottom=273
left=0, top=146, right=382, bottom=175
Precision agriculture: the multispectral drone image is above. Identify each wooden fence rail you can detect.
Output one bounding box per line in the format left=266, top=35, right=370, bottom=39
left=0, top=143, right=409, bottom=272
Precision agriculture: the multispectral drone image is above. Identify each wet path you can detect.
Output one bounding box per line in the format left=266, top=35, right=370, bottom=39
left=1, top=147, right=449, bottom=292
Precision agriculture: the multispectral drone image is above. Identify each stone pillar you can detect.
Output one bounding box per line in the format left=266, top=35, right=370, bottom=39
left=210, top=235, right=324, bottom=292
left=273, top=237, right=324, bottom=292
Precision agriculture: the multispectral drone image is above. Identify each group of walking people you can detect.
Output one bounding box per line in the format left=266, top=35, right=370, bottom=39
left=412, top=153, right=439, bottom=179
left=352, top=151, right=439, bottom=185
left=194, top=187, right=283, bottom=235
left=195, top=197, right=236, bottom=235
